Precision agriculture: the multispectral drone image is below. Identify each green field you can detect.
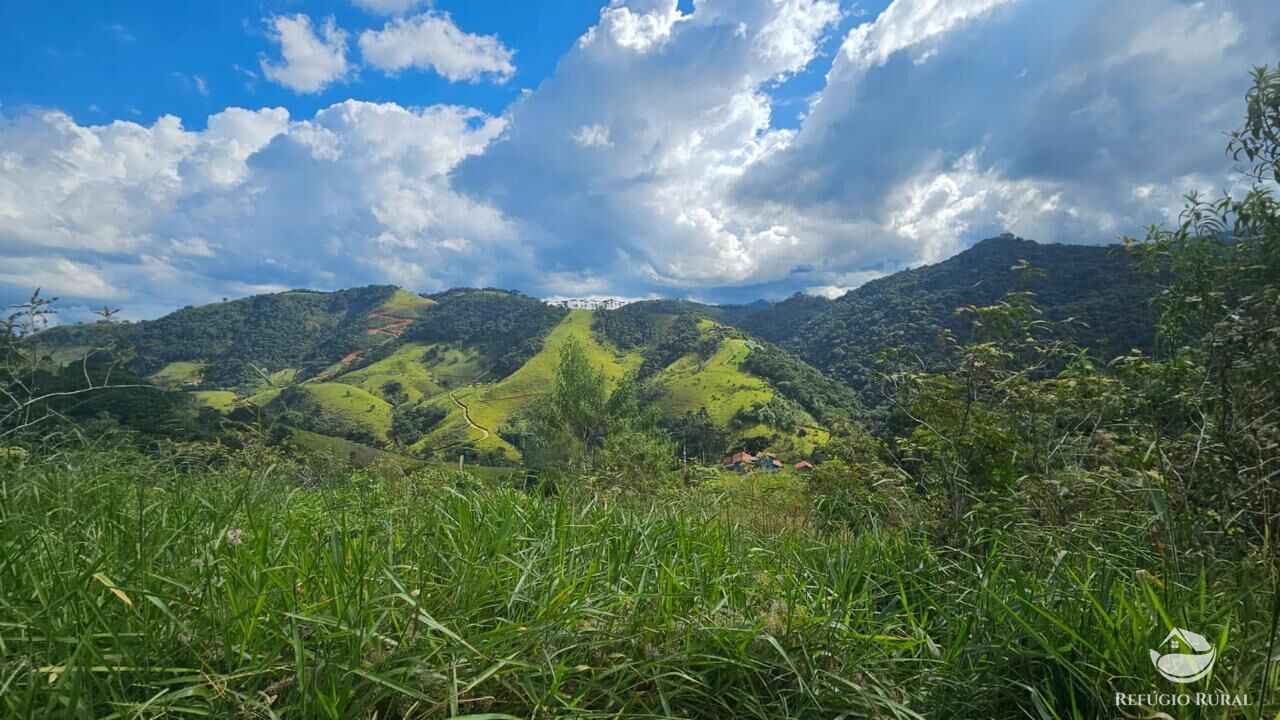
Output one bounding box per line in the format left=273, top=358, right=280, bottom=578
left=41, top=344, right=96, bottom=367
left=189, top=389, right=236, bottom=411
left=333, top=342, right=485, bottom=404
left=150, top=361, right=206, bottom=388
left=267, top=368, right=299, bottom=385
left=334, top=343, right=444, bottom=402
left=295, top=382, right=395, bottom=440
left=288, top=427, right=423, bottom=470
left=377, top=288, right=435, bottom=314
left=243, top=386, right=283, bottom=407
left=655, top=336, right=772, bottom=424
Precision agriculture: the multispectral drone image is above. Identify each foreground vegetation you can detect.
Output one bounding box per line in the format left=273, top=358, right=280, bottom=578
left=0, top=442, right=1272, bottom=719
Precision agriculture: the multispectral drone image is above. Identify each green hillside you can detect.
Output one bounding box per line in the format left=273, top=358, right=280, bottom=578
left=32, top=285, right=860, bottom=461
left=190, top=390, right=237, bottom=411
left=736, top=235, right=1157, bottom=390
left=269, top=383, right=395, bottom=444
left=334, top=343, right=449, bottom=403
left=410, top=310, right=641, bottom=458
left=36, top=285, right=412, bottom=388
left=149, top=361, right=206, bottom=389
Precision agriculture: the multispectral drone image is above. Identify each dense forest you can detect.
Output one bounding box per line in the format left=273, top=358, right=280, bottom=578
left=34, top=285, right=402, bottom=387
left=405, top=288, right=569, bottom=378
left=737, top=235, right=1158, bottom=391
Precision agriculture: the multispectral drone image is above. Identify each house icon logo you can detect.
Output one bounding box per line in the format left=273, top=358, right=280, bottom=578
left=1150, top=628, right=1216, bottom=684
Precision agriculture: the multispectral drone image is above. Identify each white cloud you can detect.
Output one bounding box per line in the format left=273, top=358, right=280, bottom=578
left=752, top=0, right=843, bottom=75
left=460, top=0, right=842, bottom=292
left=885, top=151, right=1067, bottom=263
left=110, top=23, right=136, bottom=42
left=806, top=269, right=887, bottom=298
left=358, top=12, right=515, bottom=83
left=169, top=238, right=216, bottom=257
left=0, top=258, right=123, bottom=300
left=582, top=0, right=687, bottom=52
left=5, top=0, right=1279, bottom=313
left=572, top=124, right=613, bottom=149
left=728, top=0, right=1278, bottom=287
left=1113, top=2, right=1243, bottom=69
left=0, top=102, right=512, bottom=310
left=351, top=0, right=427, bottom=16
left=837, top=0, right=1018, bottom=69
left=260, top=14, right=350, bottom=94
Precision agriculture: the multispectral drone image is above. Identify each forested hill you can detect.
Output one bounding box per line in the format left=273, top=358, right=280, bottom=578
left=33, top=286, right=411, bottom=387
left=735, top=234, right=1157, bottom=390
left=30, top=285, right=853, bottom=461
left=26, top=235, right=1158, bottom=458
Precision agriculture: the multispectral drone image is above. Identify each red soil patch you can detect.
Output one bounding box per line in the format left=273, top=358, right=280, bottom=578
left=366, top=310, right=414, bottom=339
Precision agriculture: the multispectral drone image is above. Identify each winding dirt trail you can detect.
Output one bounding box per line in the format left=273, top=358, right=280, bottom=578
left=367, top=311, right=413, bottom=339
left=450, top=390, right=490, bottom=441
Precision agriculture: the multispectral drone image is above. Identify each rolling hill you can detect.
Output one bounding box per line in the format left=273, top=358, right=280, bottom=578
left=30, top=235, right=1152, bottom=462
left=734, top=234, right=1157, bottom=390
left=34, top=286, right=850, bottom=463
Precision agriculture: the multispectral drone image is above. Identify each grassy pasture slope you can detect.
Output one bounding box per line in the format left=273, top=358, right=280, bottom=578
left=414, top=311, right=641, bottom=457
left=150, top=361, right=206, bottom=389
left=333, top=343, right=487, bottom=405
left=377, top=288, right=435, bottom=314
left=294, top=383, right=395, bottom=441
left=653, top=326, right=828, bottom=452
left=189, top=390, right=237, bottom=411
left=333, top=344, right=444, bottom=403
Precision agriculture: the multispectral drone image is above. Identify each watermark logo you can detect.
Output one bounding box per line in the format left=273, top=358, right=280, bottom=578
left=1150, top=627, right=1215, bottom=684
left=1116, top=625, right=1248, bottom=709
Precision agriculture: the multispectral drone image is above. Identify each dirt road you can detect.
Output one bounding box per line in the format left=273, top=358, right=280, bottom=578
left=449, top=390, right=490, bottom=441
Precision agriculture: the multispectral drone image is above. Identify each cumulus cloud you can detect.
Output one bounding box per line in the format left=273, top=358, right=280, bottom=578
left=0, top=102, right=513, bottom=311
left=458, top=0, right=843, bottom=296
left=169, top=238, right=216, bottom=257
left=260, top=14, right=350, bottom=94
left=730, top=0, right=1278, bottom=287
left=0, top=258, right=123, bottom=301
left=4, top=0, right=1278, bottom=315
left=583, top=0, right=688, bottom=52
left=359, top=12, right=515, bottom=83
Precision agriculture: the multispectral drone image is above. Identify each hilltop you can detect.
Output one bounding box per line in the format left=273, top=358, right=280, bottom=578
left=734, top=234, right=1157, bottom=390
left=29, top=235, right=1154, bottom=462
left=34, top=286, right=852, bottom=463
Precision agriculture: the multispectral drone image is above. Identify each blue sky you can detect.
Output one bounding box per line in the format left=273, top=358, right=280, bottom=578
left=0, top=0, right=1275, bottom=320
left=0, top=1, right=610, bottom=127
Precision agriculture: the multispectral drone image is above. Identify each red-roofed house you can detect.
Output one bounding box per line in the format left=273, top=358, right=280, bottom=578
left=794, top=460, right=814, bottom=472
left=723, top=451, right=755, bottom=472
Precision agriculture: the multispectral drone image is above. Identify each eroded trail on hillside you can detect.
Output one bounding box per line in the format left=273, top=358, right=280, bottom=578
left=450, top=390, right=490, bottom=441
left=367, top=311, right=413, bottom=339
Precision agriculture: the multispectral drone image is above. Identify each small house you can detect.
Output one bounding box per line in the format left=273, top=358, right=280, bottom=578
left=755, top=453, right=783, bottom=472
left=794, top=460, right=814, bottom=472
left=722, top=451, right=756, bottom=472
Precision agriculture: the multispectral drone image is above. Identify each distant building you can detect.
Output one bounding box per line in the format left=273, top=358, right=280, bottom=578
left=755, top=453, right=783, bottom=471
left=794, top=460, right=814, bottom=472
left=722, top=451, right=755, bottom=472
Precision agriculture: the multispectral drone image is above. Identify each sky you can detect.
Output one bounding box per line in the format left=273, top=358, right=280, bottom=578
left=1, top=0, right=1276, bottom=321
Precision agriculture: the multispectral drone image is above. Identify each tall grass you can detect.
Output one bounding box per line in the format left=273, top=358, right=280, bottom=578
left=0, top=445, right=1274, bottom=718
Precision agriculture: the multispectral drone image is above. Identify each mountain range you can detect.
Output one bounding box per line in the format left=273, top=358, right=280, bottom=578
left=33, top=235, right=1156, bottom=463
